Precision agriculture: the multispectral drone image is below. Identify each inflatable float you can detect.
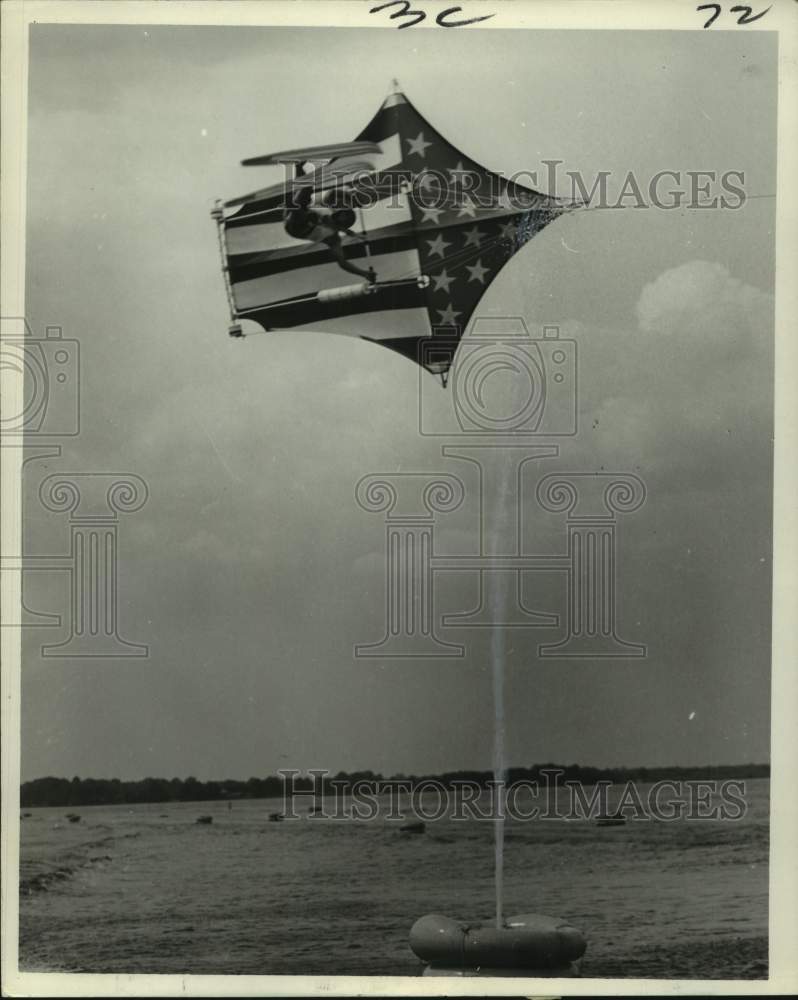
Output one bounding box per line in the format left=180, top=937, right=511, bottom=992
left=409, top=913, right=586, bottom=976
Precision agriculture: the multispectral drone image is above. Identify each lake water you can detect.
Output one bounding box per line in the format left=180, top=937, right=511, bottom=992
left=19, top=779, right=769, bottom=978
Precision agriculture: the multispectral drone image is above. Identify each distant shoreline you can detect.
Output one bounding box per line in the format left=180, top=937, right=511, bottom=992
left=20, top=763, right=770, bottom=809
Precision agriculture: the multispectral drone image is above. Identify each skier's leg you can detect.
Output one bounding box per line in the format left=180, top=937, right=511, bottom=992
left=326, top=237, right=376, bottom=282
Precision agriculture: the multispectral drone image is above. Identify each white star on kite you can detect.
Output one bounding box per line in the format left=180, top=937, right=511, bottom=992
left=421, top=206, right=443, bottom=224
left=426, top=233, right=451, bottom=259
left=448, top=160, right=468, bottom=184
left=407, top=131, right=433, bottom=158
left=456, top=196, right=477, bottom=219
left=437, top=303, right=462, bottom=325
left=466, top=259, right=489, bottom=284
left=432, top=269, right=455, bottom=293
left=463, top=225, right=485, bottom=248
left=417, top=171, right=437, bottom=191
left=499, top=220, right=517, bottom=240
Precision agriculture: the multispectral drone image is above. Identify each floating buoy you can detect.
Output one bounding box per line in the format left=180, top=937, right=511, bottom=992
left=409, top=913, right=586, bottom=973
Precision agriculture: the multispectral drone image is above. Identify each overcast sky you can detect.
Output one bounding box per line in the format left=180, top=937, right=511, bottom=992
left=21, top=25, right=776, bottom=781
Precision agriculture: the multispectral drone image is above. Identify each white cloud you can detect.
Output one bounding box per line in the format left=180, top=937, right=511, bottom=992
left=636, top=259, right=772, bottom=359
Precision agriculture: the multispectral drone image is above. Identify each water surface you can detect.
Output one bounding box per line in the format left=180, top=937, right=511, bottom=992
left=19, top=779, right=769, bottom=978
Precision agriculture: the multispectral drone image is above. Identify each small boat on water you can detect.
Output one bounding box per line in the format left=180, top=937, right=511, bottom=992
left=268, top=812, right=284, bottom=822
left=399, top=820, right=426, bottom=835
left=596, top=811, right=626, bottom=827
left=195, top=815, right=213, bottom=825
left=66, top=813, right=81, bottom=823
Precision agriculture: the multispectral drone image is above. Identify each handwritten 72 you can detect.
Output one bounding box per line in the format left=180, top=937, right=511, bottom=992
left=696, top=4, right=771, bottom=28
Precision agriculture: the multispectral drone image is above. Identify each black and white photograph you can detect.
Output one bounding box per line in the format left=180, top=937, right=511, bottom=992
left=1, top=0, right=797, bottom=994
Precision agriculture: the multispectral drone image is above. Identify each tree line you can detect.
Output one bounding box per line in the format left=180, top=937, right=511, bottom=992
left=20, top=762, right=770, bottom=808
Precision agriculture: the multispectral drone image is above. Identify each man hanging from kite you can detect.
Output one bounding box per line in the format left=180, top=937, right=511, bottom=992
left=283, top=185, right=377, bottom=283
left=215, top=88, right=574, bottom=379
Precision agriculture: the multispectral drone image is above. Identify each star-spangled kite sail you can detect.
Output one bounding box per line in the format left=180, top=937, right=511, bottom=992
left=212, top=86, right=573, bottom=384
